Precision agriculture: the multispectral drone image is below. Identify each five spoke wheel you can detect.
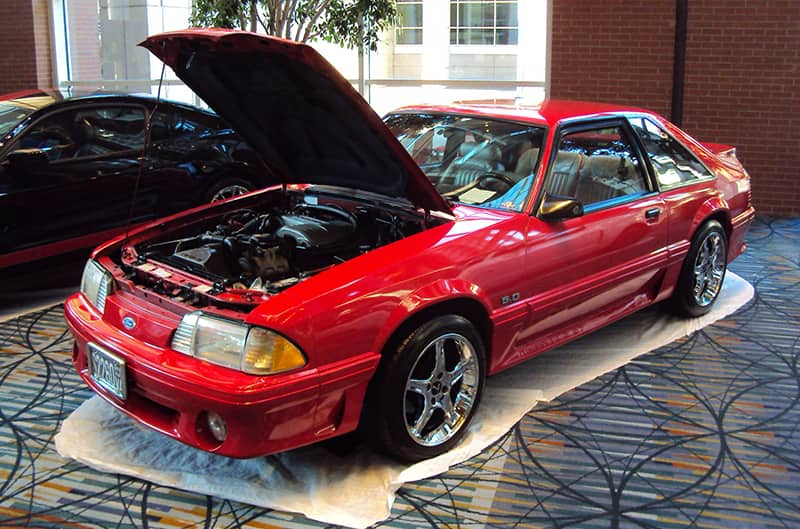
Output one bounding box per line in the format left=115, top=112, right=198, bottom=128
left=668, top=219, right=728, bottom=317
left=365, top=315, right=485, bottom=462
left=692, top=230, right=725, bottom=307
left=404, top=333, right=480, bottom=446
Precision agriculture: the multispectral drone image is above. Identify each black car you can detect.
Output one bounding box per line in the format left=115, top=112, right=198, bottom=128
left=0, top=90, right=268, bottom=269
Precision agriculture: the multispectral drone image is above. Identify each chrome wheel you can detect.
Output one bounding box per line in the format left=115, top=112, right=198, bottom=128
left=403, top=332, right=480, bottom=447
left=692, top=231, right=725, bottom=307
left=210, top=184, right=250, bottom=202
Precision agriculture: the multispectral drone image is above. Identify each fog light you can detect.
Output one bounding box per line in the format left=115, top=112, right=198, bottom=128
left=206, top=411, right=227, bottom=442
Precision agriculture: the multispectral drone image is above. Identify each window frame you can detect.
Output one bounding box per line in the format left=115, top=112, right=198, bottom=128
left=395, top=0, right=424, bottom=46
left=384, top=110, right=549, bottom=213
left=149, top=105, right=226, bottom=145
left=449, top=0, right=519, bottom=46
left=625, top=114, right=716, bottom=192
left=8, top=102, right=150, bottom=164
left=535, top=118, right=657, bottom=217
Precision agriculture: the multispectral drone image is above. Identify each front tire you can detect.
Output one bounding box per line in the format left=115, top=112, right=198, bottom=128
left=668, top=220, right=728, bottom=317
left=205, top=177, right=254, bottom=203
left=366, top=315, right=486, bottom=462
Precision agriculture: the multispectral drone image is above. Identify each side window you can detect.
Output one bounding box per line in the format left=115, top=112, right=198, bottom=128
left=150, top=109, right=218, bottom=143
left=630, top=117, right=713, bottom=186
left=19, top=106, right=145, bottom=161
left=547, top=124, right=648, bottom=207
left=18, top=113, right=80, bottom=161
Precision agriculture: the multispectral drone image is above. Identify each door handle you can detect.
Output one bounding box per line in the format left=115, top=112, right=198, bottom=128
left=645, top=208, right=661, bottom=220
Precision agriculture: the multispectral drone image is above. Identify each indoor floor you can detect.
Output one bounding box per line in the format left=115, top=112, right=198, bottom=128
left=1, top=217, right=798, bottom=529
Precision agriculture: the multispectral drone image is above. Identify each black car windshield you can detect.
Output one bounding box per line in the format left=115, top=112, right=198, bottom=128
left=0, top=102, right=34, bottom=139
left=385, top=112, right=545, bottom=212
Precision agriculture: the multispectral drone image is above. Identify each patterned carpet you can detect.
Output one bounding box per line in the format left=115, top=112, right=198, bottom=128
left=1, top=217, right=798, bottom=529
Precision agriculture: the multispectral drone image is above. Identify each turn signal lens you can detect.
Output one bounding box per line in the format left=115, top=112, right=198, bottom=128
left=243, top=328, right=306, bottom=375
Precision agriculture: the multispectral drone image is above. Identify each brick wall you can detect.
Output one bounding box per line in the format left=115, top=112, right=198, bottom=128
left=682, top=1, right=800, bottom=217
left=0, top=0, right=52, bottom=93
left=550, top=0, right=800, bottom=217
left=549, top=0, right=676, bottom=118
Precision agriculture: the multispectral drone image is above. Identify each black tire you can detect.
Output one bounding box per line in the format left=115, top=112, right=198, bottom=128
left=668, top=220, right=728, bottom=317
left=205, top=177, right=255, bottom=203
left=365, top=315, right=486, bottom=462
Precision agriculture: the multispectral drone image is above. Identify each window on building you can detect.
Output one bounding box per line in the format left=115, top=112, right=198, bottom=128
left=450, top=0, right=518, bottom=45
left=396, top=0, right=423, bottom=45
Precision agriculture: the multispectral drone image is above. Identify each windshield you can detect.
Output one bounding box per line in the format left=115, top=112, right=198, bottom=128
left=0, top=102, right=34, bottom=139
left=385, top=112, right=545, bottom=212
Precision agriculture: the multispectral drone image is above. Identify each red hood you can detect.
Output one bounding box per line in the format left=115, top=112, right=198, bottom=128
left=140, top=29, right=451, bottom=215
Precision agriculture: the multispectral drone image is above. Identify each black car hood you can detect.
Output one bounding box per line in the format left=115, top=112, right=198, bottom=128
left=140, top=29, right=451, bottom=215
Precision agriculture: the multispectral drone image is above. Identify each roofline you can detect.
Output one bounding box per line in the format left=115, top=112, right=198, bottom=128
left=390, top=99, right=656, bottom=127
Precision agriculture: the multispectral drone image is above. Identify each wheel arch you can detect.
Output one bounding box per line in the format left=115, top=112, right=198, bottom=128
left=361, top=289, right=493, bottom=462
left=691, top=198, right=732, bottom=242
left=376, top=291, right=493, bottom=362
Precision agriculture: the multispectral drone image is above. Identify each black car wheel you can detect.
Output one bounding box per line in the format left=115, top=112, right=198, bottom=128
left=668, top=220, right=728, bottom=317
left=206, top=178, right=255, bottom=203
left=366, top=315, right=485, bottom=462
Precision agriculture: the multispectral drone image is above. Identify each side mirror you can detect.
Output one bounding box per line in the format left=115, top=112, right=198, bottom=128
left=7, top=148, right=49, bottom=172
left=539, top=192, right=584, bottom=220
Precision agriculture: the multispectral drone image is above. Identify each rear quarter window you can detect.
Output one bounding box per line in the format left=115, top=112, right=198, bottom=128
left=630, top=117, right=713, bottom=187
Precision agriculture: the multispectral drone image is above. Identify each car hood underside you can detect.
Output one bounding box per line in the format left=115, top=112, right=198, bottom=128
left=140, top=29, right=451, bottom=215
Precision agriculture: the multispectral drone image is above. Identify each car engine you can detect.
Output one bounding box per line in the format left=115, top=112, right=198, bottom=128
left=133, top=199, right=424, bottom=299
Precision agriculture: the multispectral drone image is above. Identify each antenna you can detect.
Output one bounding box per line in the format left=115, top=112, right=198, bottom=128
left=123, top=62, right=166, bottom=247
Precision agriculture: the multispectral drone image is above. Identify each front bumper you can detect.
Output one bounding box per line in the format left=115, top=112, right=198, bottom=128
left=64, top=293, right=380, bottom=458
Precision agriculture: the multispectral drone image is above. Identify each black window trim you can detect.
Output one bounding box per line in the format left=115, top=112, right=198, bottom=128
left=533, top=117, right=658, bottom=218
left=624, top=112, right=716, bottom=192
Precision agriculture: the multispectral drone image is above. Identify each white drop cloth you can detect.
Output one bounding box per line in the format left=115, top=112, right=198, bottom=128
left=56, top=272, right=754, bottom=528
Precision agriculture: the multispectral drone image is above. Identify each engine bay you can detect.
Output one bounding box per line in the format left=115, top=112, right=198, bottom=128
left=123, top=190, right=438, bottom=308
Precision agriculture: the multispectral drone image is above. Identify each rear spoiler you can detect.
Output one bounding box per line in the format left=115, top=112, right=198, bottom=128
left=702, top=142, right=737, bottom=157
left=701, top=142, right=747, bottom=173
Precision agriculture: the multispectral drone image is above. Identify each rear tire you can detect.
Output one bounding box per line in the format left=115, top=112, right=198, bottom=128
left=365, top=315, right=486, bottom=462
left=668, top=220, right=728, bottom=317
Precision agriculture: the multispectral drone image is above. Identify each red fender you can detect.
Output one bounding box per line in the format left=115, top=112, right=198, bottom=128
left=371, top=278, right=493, bottom=355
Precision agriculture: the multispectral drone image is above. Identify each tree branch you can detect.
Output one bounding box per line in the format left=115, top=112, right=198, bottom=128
left=264, top=0, right=279, bottom=34
left=300, top=0, right=333, bottom=42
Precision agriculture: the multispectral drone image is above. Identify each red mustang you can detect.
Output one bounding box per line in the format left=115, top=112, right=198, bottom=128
left=65, top=29, right=754, bottom=462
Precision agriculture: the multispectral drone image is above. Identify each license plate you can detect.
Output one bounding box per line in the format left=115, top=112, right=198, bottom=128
left=88, top=343, right=127, bottom=400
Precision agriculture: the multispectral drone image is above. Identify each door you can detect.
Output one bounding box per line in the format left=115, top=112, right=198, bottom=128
left=2, top=104, right=146, bottom=254
left=517, top=120, right=669, bottom=356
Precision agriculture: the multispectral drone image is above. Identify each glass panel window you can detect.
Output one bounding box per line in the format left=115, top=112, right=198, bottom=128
left=150, top=109, right=221, bottom=142
left=450, top=1, right=519, bottom=46
left=549, top=125, right=648, bottom=207
left=496, top=2, right=517, bottom=26
left=384, top=112, right=545, bottom=212
left=18, top=106, right=145, bottom=161
left=0, top=102, right=34, bottom=139
left=396, top=0, right=423, bottom=45
left=630, top=117, right=714, bottom=187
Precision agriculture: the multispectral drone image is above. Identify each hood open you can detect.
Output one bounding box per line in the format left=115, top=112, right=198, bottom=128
left=140, top=29, right=451, bottom=215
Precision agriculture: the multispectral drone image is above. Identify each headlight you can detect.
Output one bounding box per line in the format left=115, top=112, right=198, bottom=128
left=80, top=259, right=113, bottom=314
left=171, top=311, right=306, bottom=375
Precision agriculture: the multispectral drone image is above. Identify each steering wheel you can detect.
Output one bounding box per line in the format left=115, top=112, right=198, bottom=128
left=476, top=172, right=516, bottom=192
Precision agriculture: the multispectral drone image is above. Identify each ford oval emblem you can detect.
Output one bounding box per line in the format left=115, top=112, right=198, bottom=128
left=122, top=316, right=137, bottom=330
